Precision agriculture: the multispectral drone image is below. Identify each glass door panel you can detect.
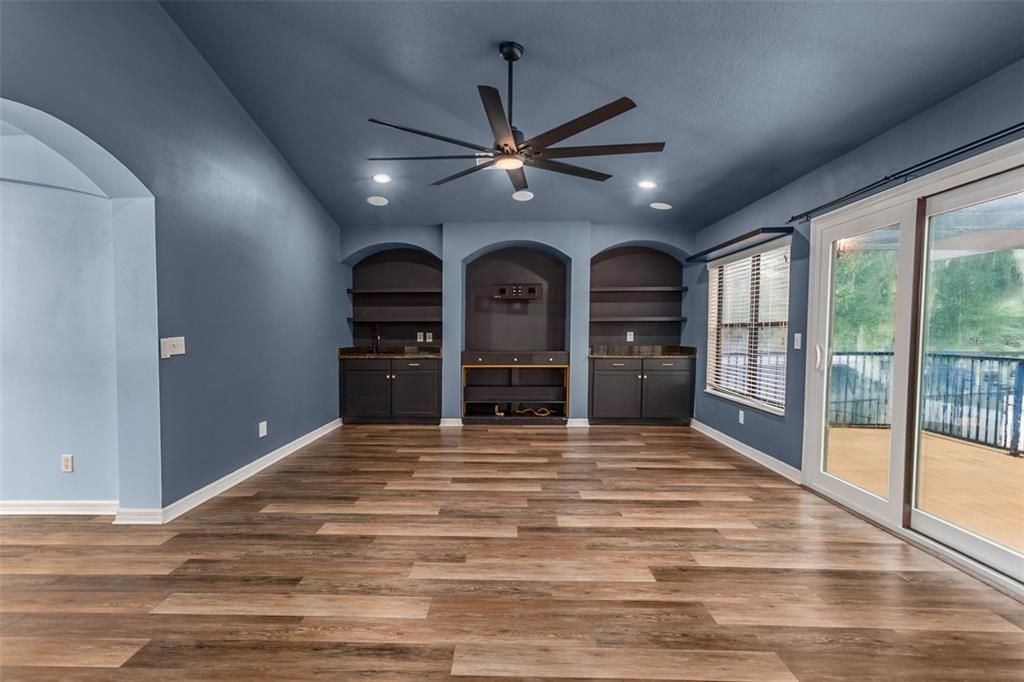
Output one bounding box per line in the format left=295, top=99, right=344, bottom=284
left=913, top=178, right=1024, bottom=578
left=823, top=224, right=902, bottom=498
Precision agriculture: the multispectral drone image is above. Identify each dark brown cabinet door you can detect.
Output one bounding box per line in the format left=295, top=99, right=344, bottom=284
left=343, top=370, right=392, bottom=418
left=591, top=370, right=643, bottom=419
left=641, top=370, right=692, bottom=420
left=390, top=369, right=440, bottom=418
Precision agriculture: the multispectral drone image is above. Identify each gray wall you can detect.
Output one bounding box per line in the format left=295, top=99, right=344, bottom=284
left=0, top=1, right=344, bottom=505
left=688, top=57, right=1024, bottom=468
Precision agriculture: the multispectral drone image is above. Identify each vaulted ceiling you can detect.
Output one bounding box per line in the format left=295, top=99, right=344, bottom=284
left=162, top=0, right=1024, bottom=231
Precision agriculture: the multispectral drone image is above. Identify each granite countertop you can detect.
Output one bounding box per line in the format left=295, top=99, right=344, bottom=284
left=589, top=345, right=697, bottom=359
left=338, top=347, right=442, bottom=359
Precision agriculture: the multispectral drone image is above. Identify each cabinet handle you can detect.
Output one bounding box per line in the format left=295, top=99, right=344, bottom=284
left=637, top=374, right=642, bottom=379
left=477, top=357, right=483, bottom=362
left=643, top=375, right=648, bottom=379
left=548, top=358, right=554, bottom=362
left=513, top=357, right=518, bottom=362
left=408, top=363, right=420, bottom=367
left=661, top=362, right=674, bottom=367
left=612, top=362, right=625, bottom=367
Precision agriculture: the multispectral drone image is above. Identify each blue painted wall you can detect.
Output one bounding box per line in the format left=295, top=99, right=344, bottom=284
left=1, top=160, right=119, bottom=501
left=0, top=1, right=344, bottom=505
left=690, top=57, right=1024, bottom=469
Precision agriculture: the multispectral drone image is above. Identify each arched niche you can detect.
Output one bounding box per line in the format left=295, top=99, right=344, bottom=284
left=0, top=98, right=161, bottom=517
left=464, top=245, right=568, bottom=352
left=348, top=247, right=442, bottom=350
left=589, top=245, right=686, bottom=348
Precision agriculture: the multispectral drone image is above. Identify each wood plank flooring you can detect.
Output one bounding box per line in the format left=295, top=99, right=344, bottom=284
left=1, top=425, right=1022, bottom=680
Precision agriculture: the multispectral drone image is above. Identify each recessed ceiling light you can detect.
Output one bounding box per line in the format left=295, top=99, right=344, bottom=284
left=512, top=190, right=534, bottom=202
left=638, top=180, right=657, bottom=189
left=649, top=202, right=672, bottom=210
left=372, top=173, right=392, bottom=184
left=367, top=195, right=389, bottom=206
left=494, top=154, right=524, bottom=170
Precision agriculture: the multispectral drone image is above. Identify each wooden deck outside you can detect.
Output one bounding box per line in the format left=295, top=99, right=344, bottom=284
left=826, top=427, right=1024, bottom=553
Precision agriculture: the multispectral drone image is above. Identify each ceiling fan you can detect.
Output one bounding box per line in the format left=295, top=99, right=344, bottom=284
left=367, top=41, right=665, bottom=192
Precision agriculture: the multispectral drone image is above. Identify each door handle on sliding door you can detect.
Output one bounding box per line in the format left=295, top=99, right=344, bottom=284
left=814, top=344, right=823, bottom=370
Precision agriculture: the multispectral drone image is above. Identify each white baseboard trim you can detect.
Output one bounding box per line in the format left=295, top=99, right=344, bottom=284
left=566, top=418, right=590, bottom=428
left=111, top=508, right=164, bottom=525
left=113, top=418, right=342, bottom=525
left=439, top=418, right=463, bottom=428
left=0, top=500, right=118, bottom=516
left=690, top=419, right=802, bottom=483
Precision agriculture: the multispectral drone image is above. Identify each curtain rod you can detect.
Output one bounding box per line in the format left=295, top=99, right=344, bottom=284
left=788, top=121, right=1024, bottom=223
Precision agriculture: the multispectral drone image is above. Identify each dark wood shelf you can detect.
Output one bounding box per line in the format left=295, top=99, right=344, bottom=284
left=591, top=316, right=686, bottom=323
left=347, top=288, right=442, bottom=295
left=590, top=286, right=686, bottom=293
left=348, top=315, right=442, bottom=323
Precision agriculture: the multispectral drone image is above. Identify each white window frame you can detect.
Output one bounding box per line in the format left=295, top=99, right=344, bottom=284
left=705, top=236, right=792, bottom=416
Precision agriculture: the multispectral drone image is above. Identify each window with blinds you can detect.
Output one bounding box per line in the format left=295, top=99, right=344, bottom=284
left=707, top=242, right=790, bottom=413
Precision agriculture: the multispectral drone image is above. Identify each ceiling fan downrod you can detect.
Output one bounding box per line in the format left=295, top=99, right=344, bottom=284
left=499, top=41, right=524, bottom=132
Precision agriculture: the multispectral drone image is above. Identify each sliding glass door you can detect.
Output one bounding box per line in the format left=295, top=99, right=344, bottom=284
left=910, top=168, right=1024, bottom=581
left=804, top=141, right=1024, bottom=590
left=805, top=206, right=914, bottom=521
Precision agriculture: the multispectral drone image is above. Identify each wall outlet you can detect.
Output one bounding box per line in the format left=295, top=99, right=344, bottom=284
left=258, top=420, right=268, bottom=438
left=425, top=332, right=433, bottom=342
left=738, top=410, right=745, bottom=425
left=416, top=331, right=425, bottom=342
left=626, top=331, right=635, bottom=342
left=61, top=453, right=74, bottom=473
left=159, top=336, right=186, bottom=359
left=794, top=332, right=802, bottom=350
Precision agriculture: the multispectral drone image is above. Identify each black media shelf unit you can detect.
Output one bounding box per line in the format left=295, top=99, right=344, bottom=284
left=462, top=246, right=569, bottom=424
left=349, top=248, right=443, bottom=348
left=462, top=352, right=570, bottom=424
left=589, top=246, right=686, bottom=347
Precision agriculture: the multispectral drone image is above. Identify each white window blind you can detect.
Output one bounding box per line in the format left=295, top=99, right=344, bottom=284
left=707, top=243, right=790, bottom=413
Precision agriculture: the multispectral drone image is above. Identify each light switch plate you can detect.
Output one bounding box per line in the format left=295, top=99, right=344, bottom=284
left=626, top=331, right=635, bottom=342
left=258, top=421, right=268, bottom=438
left=416, top=332, right=425, bottom=342
left=425, top=332, right=433, bottom=342
left=794, top=332, right=802, bottom=350
left=61, top=454, right=74, bottom=473
left=160, top=336, right=186, bottom=359
left=738, top=410, right=745, bottom=425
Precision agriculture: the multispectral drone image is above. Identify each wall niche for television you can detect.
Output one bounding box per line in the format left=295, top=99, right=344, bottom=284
left=465, top=246, right=566, bottom=351
left=348, top=248, right=442, bottom=349
left=590, top=246, right=686, bottom=347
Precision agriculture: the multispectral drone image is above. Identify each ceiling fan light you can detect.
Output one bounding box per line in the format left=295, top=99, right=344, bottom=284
left=638, top=179, right=657, bottom=189
left=494, top=154, right=524, bottom=170
left=367, top=195, right=389, bottom=206
left=649, top=202, right=672, bottom=210
left=372, top=173, right=392, bottom=184
left=512, top=190, right=534, bottom=202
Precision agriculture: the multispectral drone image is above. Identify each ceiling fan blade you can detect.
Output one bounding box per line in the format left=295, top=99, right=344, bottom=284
left=525, top=158, right=611, bottom=182
left=506, top=167, right=528, bottom=191
left=431, top=159, right=497, bottom=186
left=536, top=142, right=665, bottom=159
left=368, top=118, right=493, bottom=153
left=478, top=86, right=515, bottom=151
left=520, top=97, right=636, bottom=151
left=367, top=154, right=489, bottom=160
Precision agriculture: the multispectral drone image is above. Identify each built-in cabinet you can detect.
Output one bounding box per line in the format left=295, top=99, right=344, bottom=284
left=588, top=246, right=695, bottom=424
left=341, top=358, right=440, bottom=423
left=590, top=357, right=694, bottom=423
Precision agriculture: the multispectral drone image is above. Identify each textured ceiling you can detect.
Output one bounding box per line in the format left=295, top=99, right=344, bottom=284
left=162, top=0, right=1024, bottom=232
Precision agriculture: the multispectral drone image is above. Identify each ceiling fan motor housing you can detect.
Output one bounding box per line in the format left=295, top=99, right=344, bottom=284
left=499, top=41, right=524, bottom=62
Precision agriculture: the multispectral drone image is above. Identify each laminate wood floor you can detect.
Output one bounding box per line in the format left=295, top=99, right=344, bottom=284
left=1, top=425, right=1021, bottom=681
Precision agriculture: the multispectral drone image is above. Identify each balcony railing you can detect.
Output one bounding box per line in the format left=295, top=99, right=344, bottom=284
left=830, top=351, right=1024, bottom=455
